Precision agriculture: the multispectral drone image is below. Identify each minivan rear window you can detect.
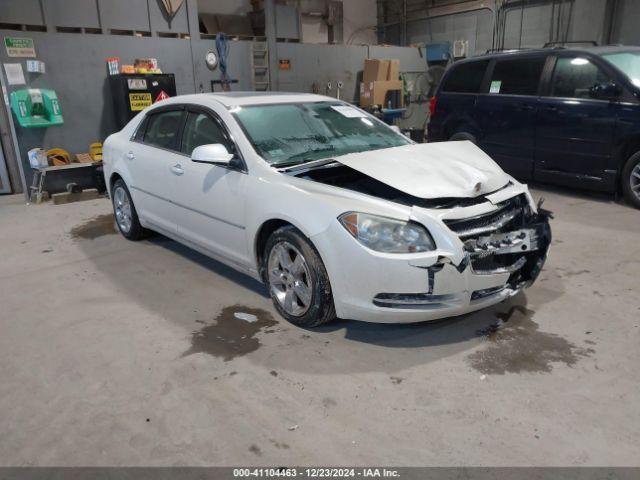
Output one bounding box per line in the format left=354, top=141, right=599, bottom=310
left=489, top=57, right=546, bottom=96
left=441, top=60, right=489, bottom=93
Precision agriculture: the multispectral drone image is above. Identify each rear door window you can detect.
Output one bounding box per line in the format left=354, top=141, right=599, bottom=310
left=489, top=57, right=546, bottom=96
left=550, top=56, right=611, bottom=99
left=142, top=110, right=184, bottom=151
left=441, top=60, right=489, bottom=93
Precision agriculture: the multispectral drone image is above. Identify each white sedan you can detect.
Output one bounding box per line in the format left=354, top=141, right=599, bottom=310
left=103, top=92, right=551, bottom=327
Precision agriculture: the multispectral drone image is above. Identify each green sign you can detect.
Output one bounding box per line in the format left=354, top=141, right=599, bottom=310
left=4, top=37, right=36, bottom=58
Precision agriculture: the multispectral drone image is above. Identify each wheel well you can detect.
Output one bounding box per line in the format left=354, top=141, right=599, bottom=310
left=255, top=219, right=294, bottom=281
left=618, top=138, right=640, bottom=193
left=109, top=172, right=123, bottom=192
left=449, top=131, right=476, bottom=143
left=621, top=138, right=640, bottom=168
left=445, top=121, right=477, bottom=142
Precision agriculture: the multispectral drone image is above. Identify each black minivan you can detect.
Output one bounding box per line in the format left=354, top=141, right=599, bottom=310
left=427, top=46, right=640, bottom=209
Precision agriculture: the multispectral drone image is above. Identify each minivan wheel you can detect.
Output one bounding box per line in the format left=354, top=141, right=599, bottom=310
left=111, top=179, right=146, bottom=240
left=622, top=152, right=640, bottom=209
left=449, top=132, right=477, bottom=143
left=264, top=226, right=336, bottom=327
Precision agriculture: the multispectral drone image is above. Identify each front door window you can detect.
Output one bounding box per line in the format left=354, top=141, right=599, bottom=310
left=550, top=57, right=610, bottom=99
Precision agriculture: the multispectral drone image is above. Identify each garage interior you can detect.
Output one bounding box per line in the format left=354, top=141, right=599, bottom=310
left=1, top=0, right=639, bottom=471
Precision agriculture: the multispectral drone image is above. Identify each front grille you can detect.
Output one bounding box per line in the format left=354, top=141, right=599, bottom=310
left=444, top=194, right=529, bottom=239
left=445, top=194, right=531, bottom=274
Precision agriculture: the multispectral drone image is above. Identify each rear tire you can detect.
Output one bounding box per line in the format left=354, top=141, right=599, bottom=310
left=111, top=179, right=146, bottom=240
left=622, top=151, right=640, bottom=209
left=264, top=226, right=336, bottom=327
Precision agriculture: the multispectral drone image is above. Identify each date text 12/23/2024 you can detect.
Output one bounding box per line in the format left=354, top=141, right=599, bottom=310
left=233, top=468, right=400, bottom=478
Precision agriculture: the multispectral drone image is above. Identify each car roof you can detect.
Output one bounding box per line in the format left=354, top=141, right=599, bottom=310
left=472, top=44, right=640, bottom=61
left=570, top=45, right=640, bottom=55
left=156, top=91, right=335, bottom=108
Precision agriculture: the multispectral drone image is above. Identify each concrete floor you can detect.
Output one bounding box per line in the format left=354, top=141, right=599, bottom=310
left=0, top=187, right=638, bottom=466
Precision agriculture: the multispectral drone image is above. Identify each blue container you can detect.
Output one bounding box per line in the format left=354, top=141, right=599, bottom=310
left=425, top=42, right=451, bottom=63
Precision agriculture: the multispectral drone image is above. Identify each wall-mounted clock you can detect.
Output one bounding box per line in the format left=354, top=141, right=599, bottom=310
left=205, top=50, right=218, bottom=71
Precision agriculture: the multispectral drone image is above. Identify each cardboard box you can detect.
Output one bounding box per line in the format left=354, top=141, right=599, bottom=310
left=388, top=59, right=400, bottom=80
left=363, top=58, right=401, bottom=83
left=363, top=59, right=390, bottom=83
left=360, top=80, right=404, bottom=108
left=75, top=153, right=95, bottom=164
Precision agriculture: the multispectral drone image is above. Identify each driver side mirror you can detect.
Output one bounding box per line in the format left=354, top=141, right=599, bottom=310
left=191, top=144, right=234, bottom=165
left=589, top=81, right=621, bottom=100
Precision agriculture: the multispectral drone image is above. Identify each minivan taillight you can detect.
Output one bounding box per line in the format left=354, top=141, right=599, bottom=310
left=429, top=96, right=438, bottom=117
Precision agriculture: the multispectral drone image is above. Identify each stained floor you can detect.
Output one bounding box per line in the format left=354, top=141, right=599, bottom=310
left=0, top=187, right=639, bottom=466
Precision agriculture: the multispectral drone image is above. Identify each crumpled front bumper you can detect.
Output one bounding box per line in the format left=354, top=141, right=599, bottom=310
left=312, top=192, right=552, bottom=324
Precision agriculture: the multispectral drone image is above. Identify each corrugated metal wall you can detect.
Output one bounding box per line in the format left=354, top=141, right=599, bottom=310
left=384, top=0, right=640, bottom=56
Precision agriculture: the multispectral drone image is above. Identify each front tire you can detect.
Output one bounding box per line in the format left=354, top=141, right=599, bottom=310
left=111, top=179, right=146, bottom=240
left=264, top=226, right=336, bottom=327
left=622, top=151, right=640, bottom=209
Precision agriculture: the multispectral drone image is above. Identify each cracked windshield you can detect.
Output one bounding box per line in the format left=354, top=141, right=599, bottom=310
left=233, top=101, right=410, bottom=167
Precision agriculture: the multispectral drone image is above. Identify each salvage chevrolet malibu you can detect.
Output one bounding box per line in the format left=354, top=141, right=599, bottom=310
left=103, top=92, right=551, bottom=327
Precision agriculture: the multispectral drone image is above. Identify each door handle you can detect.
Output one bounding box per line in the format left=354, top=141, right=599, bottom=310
left=545, top=106, right=558, bottom=113
left=170, top=163, right=184, bottom=176
left=126, top=151, right=135, bottom=160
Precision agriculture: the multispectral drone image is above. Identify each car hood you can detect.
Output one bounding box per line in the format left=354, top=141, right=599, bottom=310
left=333, top=141, right=510, bottom=199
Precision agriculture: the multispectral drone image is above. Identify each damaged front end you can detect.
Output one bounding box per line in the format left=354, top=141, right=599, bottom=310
left=287, top=152, right=551, bottom=319
left=373, top=194, right=552, bottom=310
left=445, top=194, right=552, bottom=292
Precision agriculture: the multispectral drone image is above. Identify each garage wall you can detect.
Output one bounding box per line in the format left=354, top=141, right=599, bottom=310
left=0, top=31, right=197, bottom=157
left=610, top=0, right=640, bottom=45
left=0, top=0, right=45, bottom=26
left=343, top=0, right=377, bottom=45
left=399, top=0, right=625, bottom=57
left=275, top=43, right=423, bottom=98
left=405, top=9, right=493, bottom=56
left=197, top=0, right=252, bottom=16
left=0, top=0, right=420, bottom=190
left=47, top=0, right=101, bottom=29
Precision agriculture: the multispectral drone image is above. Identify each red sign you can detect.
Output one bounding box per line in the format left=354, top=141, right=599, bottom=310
left=155, top=90, right=170, bottom=102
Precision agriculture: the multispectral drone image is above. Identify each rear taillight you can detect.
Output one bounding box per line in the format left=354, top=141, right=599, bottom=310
left=429, top=96, right=438, bottom=117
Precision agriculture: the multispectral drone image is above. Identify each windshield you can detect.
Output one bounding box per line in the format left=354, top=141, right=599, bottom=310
left=232, top=102, right=411, bottom=167
left=601, top=51, right=640, bottom=87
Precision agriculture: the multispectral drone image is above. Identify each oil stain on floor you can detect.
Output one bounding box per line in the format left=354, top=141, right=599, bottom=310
left=70, top=214, right=117, bottom=240
left=183, top=305, right=278, bottom=361
left=468, top=305, right=594, bottom=375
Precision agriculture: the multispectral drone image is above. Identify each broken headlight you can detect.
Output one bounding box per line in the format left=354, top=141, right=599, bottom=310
left=338, top=212, right=435, bottom=253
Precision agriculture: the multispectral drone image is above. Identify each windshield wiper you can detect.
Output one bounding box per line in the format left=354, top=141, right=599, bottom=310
left=272, top=146, right=336, bottom=168
left=271, top=158, right=308, bottom=168
left=277, top=158, right=338, bottom=173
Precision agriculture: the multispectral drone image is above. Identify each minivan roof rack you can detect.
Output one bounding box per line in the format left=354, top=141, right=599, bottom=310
left=542, top=40, right=599, bottom=48
left=484, top=47, right=532, bottom=54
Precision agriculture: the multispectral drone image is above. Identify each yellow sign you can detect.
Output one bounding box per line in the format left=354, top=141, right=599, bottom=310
left=129, top=93, right=152, bottom=111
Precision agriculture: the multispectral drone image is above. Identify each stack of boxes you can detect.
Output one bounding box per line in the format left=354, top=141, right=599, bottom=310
left=359, top=59, right=403, bottom=108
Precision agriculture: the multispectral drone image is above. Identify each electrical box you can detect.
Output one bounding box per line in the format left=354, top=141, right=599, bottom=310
left=109, top=74, right=177, bottom=129
left=9, top=88, right=63, bottom=128
left=453, top=40, right=469, bottom=58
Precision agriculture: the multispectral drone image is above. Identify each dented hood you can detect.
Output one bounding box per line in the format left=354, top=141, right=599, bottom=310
left=333, top=141, right=510, bottom=199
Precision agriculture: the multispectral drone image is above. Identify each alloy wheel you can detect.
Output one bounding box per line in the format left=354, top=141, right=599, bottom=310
left=267, top=241, right=313, bottom=316
left=113, top=186, right=132, bottom=233
left=631, top=163, right=640, bottom=202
